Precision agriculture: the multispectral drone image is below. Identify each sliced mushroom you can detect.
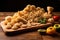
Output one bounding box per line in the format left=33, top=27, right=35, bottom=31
left=48, top=18, right=54, bottom=23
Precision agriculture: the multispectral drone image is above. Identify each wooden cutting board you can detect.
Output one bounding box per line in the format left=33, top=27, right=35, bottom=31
left=0, top=21, right=53, bottom=35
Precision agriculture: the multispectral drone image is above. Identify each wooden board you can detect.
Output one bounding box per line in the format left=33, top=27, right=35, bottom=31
left=0, top=21, right=52, bottom=34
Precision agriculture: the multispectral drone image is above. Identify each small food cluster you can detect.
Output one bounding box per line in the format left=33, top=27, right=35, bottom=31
left=2, top=5, right=60, bottom=31
left=38, top=24, right=60, bottom=35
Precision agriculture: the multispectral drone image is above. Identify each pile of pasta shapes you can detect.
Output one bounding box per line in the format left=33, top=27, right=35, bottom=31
left=1, top=5, right=54, bottom=34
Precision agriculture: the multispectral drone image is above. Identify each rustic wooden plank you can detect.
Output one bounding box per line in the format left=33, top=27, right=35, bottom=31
left=42, top=34, right=60, bottom=40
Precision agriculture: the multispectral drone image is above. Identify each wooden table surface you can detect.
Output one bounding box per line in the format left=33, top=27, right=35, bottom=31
left=0, top=12, right=60, bottom=40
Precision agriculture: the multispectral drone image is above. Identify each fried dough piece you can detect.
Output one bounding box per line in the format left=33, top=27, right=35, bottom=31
left=12, top=23, right=21, bottom=30
left=5, top=16, right=12, bottom=22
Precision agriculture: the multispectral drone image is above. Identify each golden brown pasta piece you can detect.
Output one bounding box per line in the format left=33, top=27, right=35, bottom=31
left=3, top=20, right=8, bottom=25
left=36, top=7, right=41, bottom=11
left=6, top=23, right=12, bottom=29
left=42, top=12, right=52, bottom=18
left=26, top=20, right=32, bottom=27
left=12, top=23, right=20, bottom=30
left=21, top=24, right=27, bottom=28
left=23, top=5, right=31, bottom=11
left=12, top=25, right=19, bottom=30
left=5, top=16, right=12, bottom=22
left=31, top=22, right=41, bottom=26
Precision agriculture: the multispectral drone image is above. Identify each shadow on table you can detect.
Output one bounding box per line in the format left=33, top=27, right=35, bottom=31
left=5, top=28, right=39, bottom=36
left=39, top=33, right=60, bottom=37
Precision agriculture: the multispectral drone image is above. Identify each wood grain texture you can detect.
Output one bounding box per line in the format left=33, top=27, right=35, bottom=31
left=0, top=12, right=60, bottom=40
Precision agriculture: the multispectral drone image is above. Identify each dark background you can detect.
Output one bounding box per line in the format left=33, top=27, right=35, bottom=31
left=0, top=0, right=60, bottom=12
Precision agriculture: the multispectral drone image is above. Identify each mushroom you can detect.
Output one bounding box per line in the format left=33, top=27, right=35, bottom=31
left=48, top=18, right=54, bottom=23
left=47, top=6, right=54, bottom=14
